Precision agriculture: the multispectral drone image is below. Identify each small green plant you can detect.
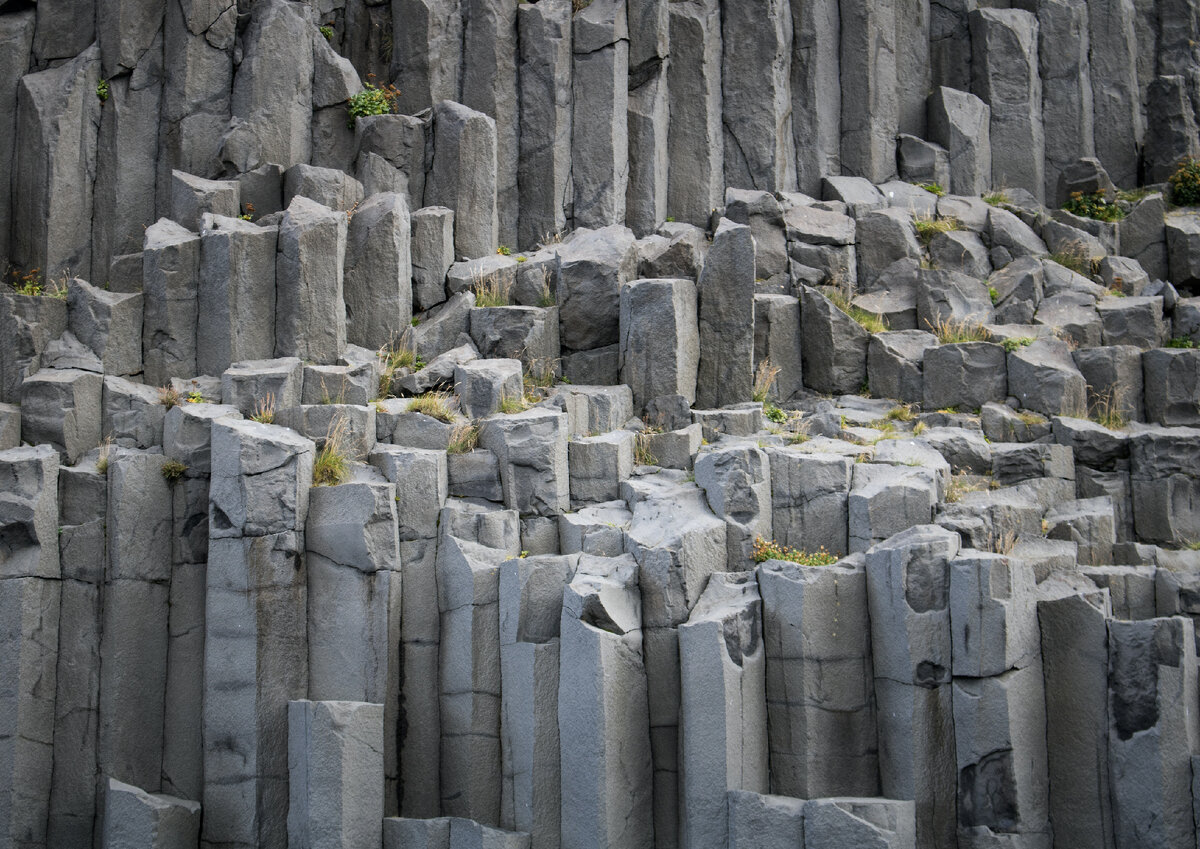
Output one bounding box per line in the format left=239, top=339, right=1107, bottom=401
left=346, top=79, right=401, bottom=128
left=447, top=424, right=479, bottom=455
left=752, top=359, right=781, bottom=403
left=319, top=24, right=334, bottom=40
left=982, top=189, right=1010, bottom=206
left=1001, top=336, right=1036, bottom=353
left=158, top=386, right=182, bottom=409
left=377, top=336, right=424, bottom=398
left=1167, top=337, right=1197, bottom=348
left=162, top=459, right=187, bottom=483
left=927, top=316, right=991, bottom=344
left=763, top=403, right=786, bottom=424
left=516, top=255, right=527, bottom=263
left=1183, top=539, right=1200, bottom=551
left=1117, top=187, right=1152, bottom=204
left=96, top=79, right=109, bottom=103
left=238, top=202, right=255, bottom=222
left=496, top=245, right=512, bottom=256
left=988, top=286, right=1000, bottom=305
left=1168, top=157, right=1200, bottom=206
left=913, top=214, right=960, bottom=245
left=919, top=182, right=946, bottom=197
left=7, top=268, right=66, bottom=298
left=912, top=420, right=928, bottom=436
left=312, top=418, right=351, bottom=487
left=410, top=316, right=420, bottom=327
left=752, top=537, right=838, bottom=566
left=1062, top=190, right=1125, bottom=222
left=186, top=390, right=205, bottom=404
left=498, top=394, right=530, bottom=414
left=827, top=289, right=888, bottom=334
left=408, top=391, right=456, bottom=423
left=250, top=393, right=276, bottom=424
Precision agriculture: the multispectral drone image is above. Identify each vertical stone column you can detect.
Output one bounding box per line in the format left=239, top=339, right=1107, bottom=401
left=499, top=554, right=580, bottom=849
left=390, top=0, right=462, bottom=115
left=619, top=277, right=700, bottom=414
left=696, top=219, right=754, bottom=410
left=0, top=446, right=60, bottom=849
left=789, top=0, right=840, bottom=195
left=98, top=451, right=174, bottom=794
left=0, top=11, right=34, bottom=267
left=275, top=195, right=348, bottom=365
left=625, top=0, right=669, bottom=235
left=143, top=219, right=201, bottom=387
left=518, top=0, right=573, bottom=248
left=197, top=215, right=278, bottom=376
left=203, top=419, right=314, bottom=849
left=678, top=574, right=767, bottom=849
left=1036, top=0, right=1094, bottom=204
left=840, top=0, right=898, bottom=183
left=461, top=0, right=519, bottom=247
left=343, top=192, right=413, bottom=350
left=1088, top=0, right=1143, bottom=188
left=427, top=100, right=499, bottom=259
left=558, top=554, right=653, bottom=849
left=758, top=557, right=878, bottom=798
left=572, top=0, right=629, bottom=230
left=970, top=9, right=1045, bottom=202
left=666, top=0, right=722, bottom=227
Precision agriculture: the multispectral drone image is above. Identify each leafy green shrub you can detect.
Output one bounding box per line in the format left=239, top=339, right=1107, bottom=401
left=96, top=79, right=109, bottom=103
left=346, top=81, right=400, bottom=128
left=319, top=24, right=334, bottom=40
left=1167, top=336, right=1197, bottom=348
left=1001, top=336, right=1036, bottom=353
left=1169, top=157, right=1200, bottom=206
left=752, top=537, right=838, bottom=566
left=162, top=460, right=188, bottom=482
left=1062, top=190, right=1124, bottom=222
left=763, top=403, right=786, bottom=424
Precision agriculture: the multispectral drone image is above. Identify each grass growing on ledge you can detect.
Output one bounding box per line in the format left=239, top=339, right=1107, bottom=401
left=927, top=316, right=992, bottom=344
left=945, top=471, right=986, bottom=503
left=473, top=270, right=512, bottom=307
left=913, top=214, right=960, bottom=245
left=408, top=392, right=456, bottom=423
left=250, top=393, right=276, bottom=424
left=919, top=182, right=946, bottom=197
left=158, top=386, right=181, bottom=409
left=312, top=418, right=350, bottom=487
left=634, top=432, right=658, bottom=466
left=752, top=359, right=781, bottom=403
left=827, top=289, right=889, bottom=334
left=885, top=404, right=917, bottom=422
left=752, top=537, right=838, bottom=566
left=1001, top=337, right=1036, bottom=353
left=982, top=189, right=1010, bottom=206
left=498, top=394, right=530, bottom=414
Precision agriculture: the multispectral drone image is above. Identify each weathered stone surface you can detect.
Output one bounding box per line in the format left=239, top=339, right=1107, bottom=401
left=427, top=101, right=499, bottom=260
left=101, top=778, right=202, bottom=849
left=1007, top=338, right=1088, bottom=418
left=198, top=215, right=278, bottom=376
left=21, top=369, right=102, bottom=465
left=694, top=445, right=771, bottom=569
left=928, top=87, right=991, bottom=198
left=569, top=431, right=634, bottom=504
left=142, top=219, right=200, bottom=386
left=868, top=331, right=937, bottom=404
left=558, top=226, right=639, bottom=355
left=0, top=292, right=67, bottom=405
left=667, top=0, right=723, bottom=226
left=1144, top=75, right=1200, bottom=183
left=344, top=192, right=412, bottom=351
left=571, top=0, right=629, bottom=229
left=767, top=449, right=852, bottom=557
left=412, top=206, right=456, bottom=312
left=1143, top=348, right=1200, bottom=426
left=840, top=0, right=898, bottom=183
left=479, top=409, right=569, bottom=517
left=696, top=220, right=754, bottom=408
left=923, top=343, right=1007, bottom=411
left=800, top=286, right=869, bottom=395
left=172, top=170, right=240, bottom=232
left=1088, top=0, right=1143, bottom=187
left=275, top=196, right=347, bottom=365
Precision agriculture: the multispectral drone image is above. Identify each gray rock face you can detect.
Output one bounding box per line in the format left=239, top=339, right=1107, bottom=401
left=198, top=215, right=279, bottom=376
left=557, top=225, right=638, bottom=356
left=344, top=192, right=413, bottom=351
left=721, top=0, right=794, bottom=192
left=694, top=444, right=772, bottom=569
left=518, top=0, right=573, bottom=248
left=1007, top=338, right=1088, bottom=418
left=571, top=0, right=629, bottom=230
left=275, top=196, right=348, bottom=365
left=102, top=778, right=202, bottom=849
left=928, top=87, right=991, bottom=198
left=923, top=342, right=1007, bottom=411
left=696, top=219, right=755, bottom=408
left=1088, top=0, right=1143, bottom=188
left=619, top=278, right=699, bottom=413
left=753, top=295, right=803, bottom=402
left=667, top=0, right=723, bottom=226
left=840, top=0, right=898, bottom=183
left=21, top=369, right=102, bottom=464
left=1144, top=75, right=1200, bottom=183
left=143, top=219, right=200, bottom=386
left=479, top=408, right=569, bottom=517
left=427, top=101, right=499, bottom=259
left=800, top=286, right=870, bottom=395
left=868, top=331, right=938, bottom=404
left=1143, top=348, right=1200, bottom=426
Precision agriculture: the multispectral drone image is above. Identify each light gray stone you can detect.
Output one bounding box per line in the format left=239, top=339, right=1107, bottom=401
left=696, top=220, right=755, bottom=408
left=101, top=778, right=201, bottom=849
left=344, top=192, right=413, bottom=351
left=20, top=368, right=102, bottom=465
left=479, top=409, right=569, bottom=517
left=840, top=0, right=898, bottom=183
left=1143, top=348, right=1200, bottom=426
left=928, top=87, right=992, bottom=198
left=275, top=196, right=347, bottom=364
left=619, top=278, right=699, bottom=413
left=694, top=446, right=772, bottom=570
left=427, top=101, right=498, bottom=259
left=198, top=215, right=279, bottom=376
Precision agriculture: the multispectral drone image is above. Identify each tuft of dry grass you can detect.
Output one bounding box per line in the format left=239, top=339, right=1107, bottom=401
left=250, top=393, right=276, bottom=424
left=913, top=214, right=961, bottom=245
left=447, top=424, right=479, bottom=455
left=753, top=359, right=782, bottom=403
left=827, top=289, right=889, bottom=334
left=473, top=268, right=512, bottom=307
left=927, top=316, right=992, bottom=344
left=885, top=404, right=917, bottom=422
left=408, top=392, right=456, bottom=423
left=945, top=471, right=985, bottom=503
left=162, top=459, right=187, bottom=482
left=1089, top=385, right=1128, bottom=430
left=377, top=333, right=424, bottom=398
left=634, top=432, right=658, bottom=466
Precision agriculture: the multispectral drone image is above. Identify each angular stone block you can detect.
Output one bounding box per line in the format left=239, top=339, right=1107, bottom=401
left=102, top=778, right=201, bottom=849
left=922, top=343, right=1007, bottom=412
left=571, top=0, right=629, bottom=228
left=694, top=445, right=772, bottom=569
left=412, top=206, right=456, bottom=312
left=667, top=0, right=723, bottom=226
left=170, top=169, right=240, bottom=232
left=456, top=359, right=524, bottom=420
left=753, top=294, right=802, bottom=402
left=800, top=286, right=869, bottom=396
left=766, top=449, right=852, bottom=556
left=20, top=368, right=102, bottom=464
left=849, top=465, right=940, bottom=554
left=569, top=431, right=634, bottom=504
left=220, top=357, right=304, bottom=418
left=1143, top=348, right=1200, bottom=426
left=428, top=101, right=498, bottom=259
left=197, top=215, right=278, bottom=376
left=696, top=219, right=754, bottom=408
left=142, top=218, right=200, bottom=386
left=275, top=196, right=347, bottom=365
left=344, top=192, right=412, bottom=351
left=928, top=87, right=991, bottom=197
left=619, top=278, right=699, bottom=412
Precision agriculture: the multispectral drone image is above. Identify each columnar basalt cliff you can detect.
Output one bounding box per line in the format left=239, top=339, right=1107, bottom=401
left=2, top=1, right=1200, bottom=849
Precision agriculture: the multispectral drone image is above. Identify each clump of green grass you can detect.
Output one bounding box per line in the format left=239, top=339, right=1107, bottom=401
left=927, top=316, right=992, bottom=344
left=1166, top=337, right=1197, bottom=349
left=988, top=286, right=1000, bottom=305
left=913, top=214, right=960, bottom=246
left=1017, top=410, right=1047, bottom=427
left=752, top=537, right=838, bottom=566
left=1001, top=337, right=1036, bottom=353
left=162, top=460, right=187, bottom=483
left=250, top=393, right=276, bottom=424
left=498, top=394, right=530, bottom=414
left=753, top=359, right=781, bottom=403
left=447, top=424, right=479, bottom=455
left=827, top=289, right=889, bottom=334
left=919, top=182, right=946, bottom=197
left=312, top=418, right=350, bottom=487
left=763, top=403, right=786, bottom=424
left=1117, top=187, right=1152, bottom=204
left=319, top=24, right=334, bottom=40
left=1183, top=539, right=1200, bottom=551
left=983, top=189, right=1010, bottom=206
left=377, top=336, right=425, bottom=398
left=408, top=392, right=456, bottom=423
left=1047, top=240, right=1091, bottom=276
